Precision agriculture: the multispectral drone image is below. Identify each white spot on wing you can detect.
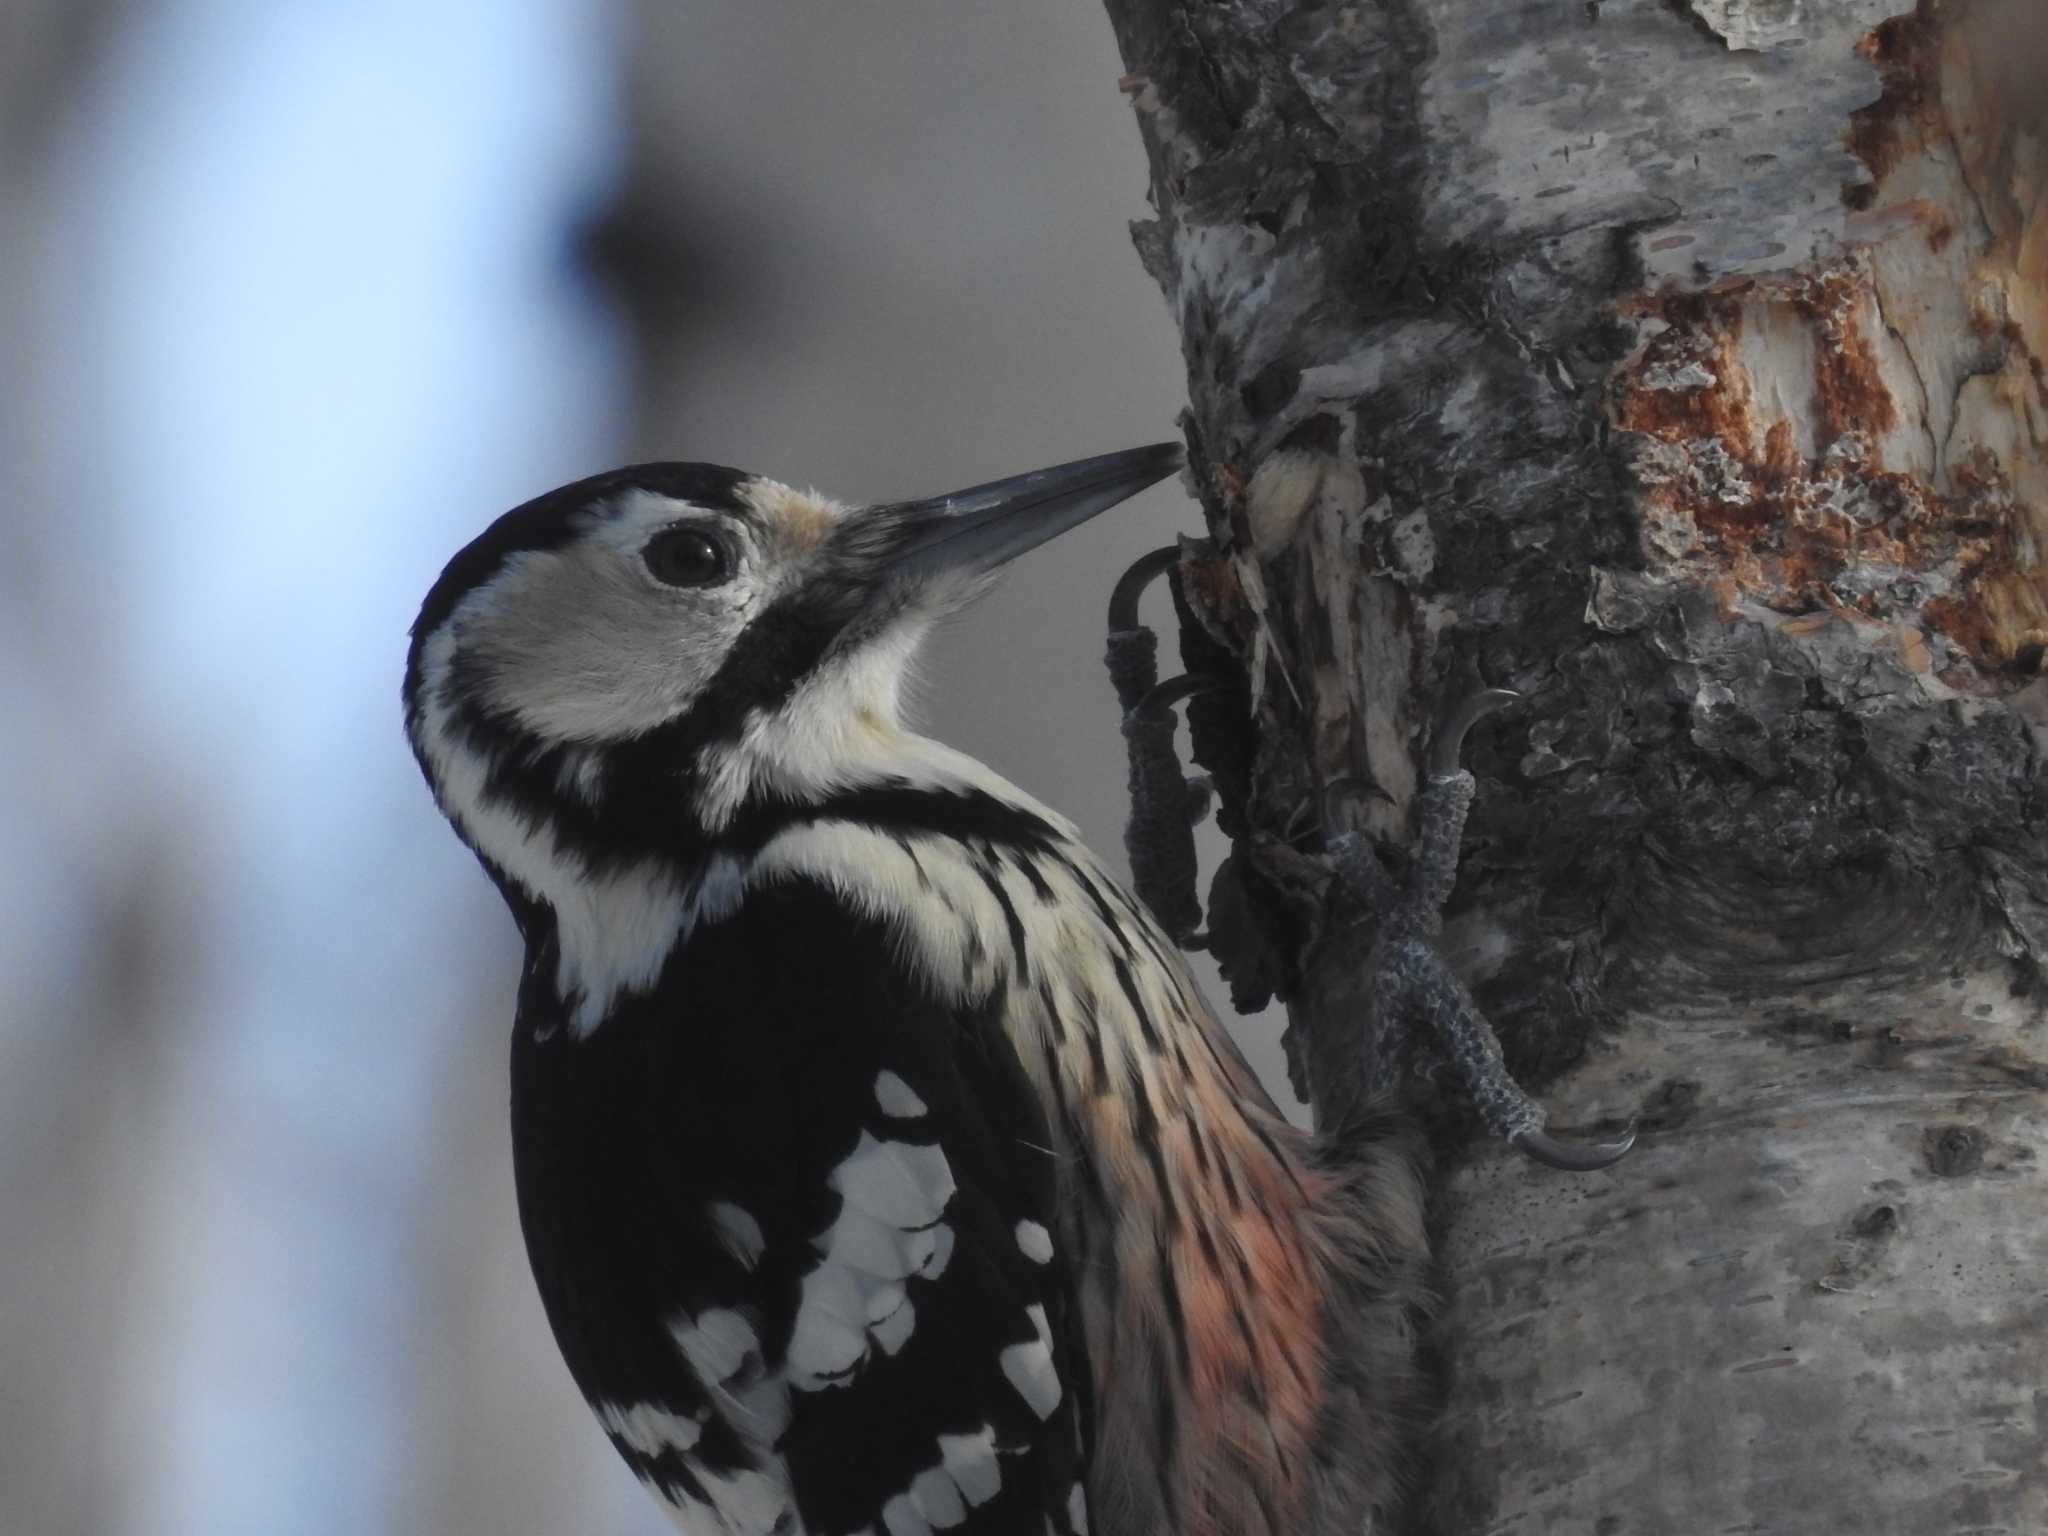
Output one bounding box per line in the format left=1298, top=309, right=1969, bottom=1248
left=865, top=1283, right=915, bottom=1355
left=912, top=1223, right=954, bottom=1279
left=595, top=1399, right=703, bottom=1458
left=1014, top=1219, right=1053, bottom=1265
left=910, top=1465, right=968, bottom=1528
left=787, top=1265, right=870, bottom=1387
left=670, top=1307, right=759, bottom=1385
left=821, top=1204, right=914, bottom=1279
left=937, top=1425, right=1002, bottom=1507
left=882, top=1492, right=933, bottom=1536
left=1068, top=1481, right=1089, bottom=1534
left=667, top=1307, right=791, bottom=1445
left=874, top=1070, right=929, bottom=1118
left=690, top=1466, right=801, bottom=1536
left=864, top=1280, right=907, bottom=1324
left=789, top=1130, right=963, bottom=1391
left=833, top=1133, right=955, bottom=1228
left=622, top=1422, right=798, bottom=1536
left=999, top=1304, right=1063, bottom=1421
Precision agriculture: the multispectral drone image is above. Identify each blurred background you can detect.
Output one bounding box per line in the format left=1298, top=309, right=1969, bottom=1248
left=0, top=3, right=1289, bottom=1532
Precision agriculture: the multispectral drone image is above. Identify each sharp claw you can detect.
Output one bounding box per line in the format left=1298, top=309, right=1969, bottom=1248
left=1321, top=773, right=1395, bottom=828
left=1282, top=796, right=1321, bottom=845
left=1510, top=1123, right=1637, bottom=1172
left=1131, top=673, right=1223, bottom=720
left=1430, top=688, right=1520, bottom=775
left=1108, top=545, right=1180, bottom=633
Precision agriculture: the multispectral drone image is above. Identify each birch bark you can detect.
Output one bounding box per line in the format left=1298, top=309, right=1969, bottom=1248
left=1100, top=1, right=2048, bottom=1528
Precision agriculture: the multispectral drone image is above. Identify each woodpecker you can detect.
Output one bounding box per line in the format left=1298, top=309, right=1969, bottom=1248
left=404, top=446, right=1438, bottom=1536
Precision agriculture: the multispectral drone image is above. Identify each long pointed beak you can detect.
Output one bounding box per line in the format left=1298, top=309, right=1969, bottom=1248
left=886, top=442, right=1184, bottom=581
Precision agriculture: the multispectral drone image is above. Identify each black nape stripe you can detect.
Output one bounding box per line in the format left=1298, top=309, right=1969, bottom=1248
left=772, top=783, right=1064, bottom=852
left=433, top=666, right=1074, bottom=893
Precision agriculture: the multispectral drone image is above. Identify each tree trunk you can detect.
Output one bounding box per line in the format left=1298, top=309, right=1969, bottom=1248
left=1100, top=0, right=2047, bottom=1530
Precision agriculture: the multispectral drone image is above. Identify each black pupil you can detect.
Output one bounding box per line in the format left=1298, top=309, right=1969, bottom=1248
left=645, top=528, right=727, bottom=587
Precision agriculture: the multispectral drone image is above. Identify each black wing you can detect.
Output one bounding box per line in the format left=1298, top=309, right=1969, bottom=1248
left=512, top=876, right=1091, bottom=1536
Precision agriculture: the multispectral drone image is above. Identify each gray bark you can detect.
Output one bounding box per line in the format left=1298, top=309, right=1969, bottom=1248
left=1100, top=0, right=2048, bottom=1530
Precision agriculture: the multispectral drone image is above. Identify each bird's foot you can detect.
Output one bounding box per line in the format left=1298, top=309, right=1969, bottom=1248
left=1346, top=687, right=1635, bottom=1172
left=1383, top=938, right=1636, bottom=1171
left=1105, top=544, right=1228, bottom=946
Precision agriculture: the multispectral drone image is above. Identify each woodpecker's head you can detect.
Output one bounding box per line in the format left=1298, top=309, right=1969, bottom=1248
left=404, top=445, right=1181, bottom=889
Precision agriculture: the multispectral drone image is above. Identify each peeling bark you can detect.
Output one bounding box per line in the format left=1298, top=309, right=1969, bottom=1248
left=1103, top=0, right=2047, bottom=1528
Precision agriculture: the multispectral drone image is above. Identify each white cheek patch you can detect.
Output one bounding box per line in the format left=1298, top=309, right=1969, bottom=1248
left=466, top=539, right=748, bottom=746
left=465, top=478, right=842, bottom=796
left=452, top=484, right=848, bottom=754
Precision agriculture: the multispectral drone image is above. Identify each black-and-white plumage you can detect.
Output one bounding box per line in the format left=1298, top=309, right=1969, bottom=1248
left=404, top=448, right=1432, bottom=1536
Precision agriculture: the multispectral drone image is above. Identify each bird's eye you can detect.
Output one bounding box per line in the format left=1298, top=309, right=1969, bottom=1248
left=642, top=526, right=734, bottom=588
